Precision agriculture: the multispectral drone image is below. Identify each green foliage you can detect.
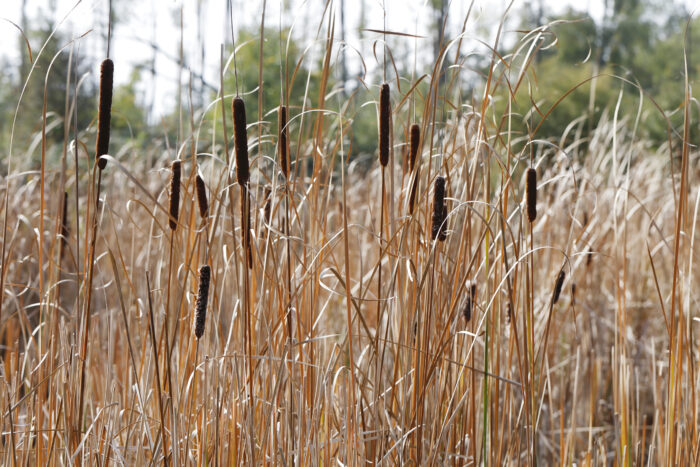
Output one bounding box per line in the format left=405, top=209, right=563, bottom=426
left=506, top=3, right=700, bottom=147
left=110, top=69, right=149, bottom=147
left=14, top=22, right=96, bottom=156
left=197, top=27, right=329, bottom=164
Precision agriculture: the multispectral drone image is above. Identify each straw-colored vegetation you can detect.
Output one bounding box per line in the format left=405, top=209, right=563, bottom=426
left=0, top=1, right=698, bottom=465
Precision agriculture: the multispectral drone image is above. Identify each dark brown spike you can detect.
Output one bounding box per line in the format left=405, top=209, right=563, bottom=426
left=96, top=58, right=114, bottom=170
left=194, top=265, right=211, bottom=339
left=463, top=296, right=472, bottom=323
left=552, top=269, right=566, bottom=305
left=464, top=282, right=476, bottom=323
left=571, top=283, right=577, bottom=305
left=409, top=123, right=420, bottom=172
left=526, top=167, right=537, bottom=223
left=60, top=191, right=69, bottom=258
left=431, top=176, right=447, bottom=241
left=279, top=105, right=289, bottom=178
left=169, top=160, right=181, bottom=230
left=408, top=175, right=419, bottom=215
left=263, top=186, right=272, bottom=228
left=195, top=174, right=208, bottom=220
left=233, top=97, right=249, bottom=185
left=379, top=83, right=390, bottom=167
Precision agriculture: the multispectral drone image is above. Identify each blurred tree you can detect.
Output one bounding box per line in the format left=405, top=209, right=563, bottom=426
left=13, top=20, right=96, bottom=160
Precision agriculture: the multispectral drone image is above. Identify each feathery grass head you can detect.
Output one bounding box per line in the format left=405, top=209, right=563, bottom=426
left=169, top=160, right=181, bottom=230
left=96, top=58, right=114, bottom=170
left=279, top=105, right=289, bottom=178
left=409, top=123, right=420, bottom=172
left=526, top=167, right=537, bottom=223
left=233, top=97, right=249, bottom=186
left=194, top=265, right=211, bottom=339
left=431, top=176, right=447, bottom=242
left=195, top=174, right=208, bottom=220
left=379, top=83, right=390, bottom=167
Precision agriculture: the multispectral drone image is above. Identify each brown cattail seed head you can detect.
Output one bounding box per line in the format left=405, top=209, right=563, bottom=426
left=552, top=269, right=566, bottom=305
left=60, top=191, right=69, bottom=257
left=169, top=160, right=181, bottom=230
left=409, top=123, right=420, bottom=172
left=379, top=83, right=391, bottom=167
left=233, top=97, right=249, bottom=186
left=525, top=167, right=537, bottom=223
left=408, top=176, right=419, bottom=215
left=463, top=283, right=476, bottom=323
left=195, top=174, right=208, bottom=220
left=194, top=265, right=211, bottom=339
left=463, top=296, right=472, bottom=323
left=96, top=58, right=114, bottom=170
left=263, top=186, right=272, bottom=227
left=431, top=176, right=447, bottom=241
left=278, top=105, right=289, bottom=178
left=571, top=283, right=577, bottom=305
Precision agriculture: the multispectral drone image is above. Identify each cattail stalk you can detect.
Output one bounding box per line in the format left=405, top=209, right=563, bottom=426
left=169, top=160, right=181, bottom=230
left=194, top=265, right=211, bottom=339
left=96, top=59, right=113, bottom=170
left=526, top=167, right=537, bottom=223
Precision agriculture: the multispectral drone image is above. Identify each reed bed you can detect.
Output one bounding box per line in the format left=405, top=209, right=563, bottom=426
left=0, top=3, right=698, bottom=466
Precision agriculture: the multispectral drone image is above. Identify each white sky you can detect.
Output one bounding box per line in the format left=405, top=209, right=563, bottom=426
left=0, top=0, right=693, bottom=118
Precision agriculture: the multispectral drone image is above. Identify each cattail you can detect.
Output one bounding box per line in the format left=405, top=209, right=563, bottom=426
left=95, top=58, right=114, bottom=170
left=463, top=283, right=476, bottom=323
left=379, top=83, right=390, bottom=167
left=233, top=97, right=249, bottom=186
left=60, top=191, right=69, bottom=257
left=586, top=247, right=594, bottom=267
left=525, top=167, right=537, bottom=223
left=552, top=269, right=566, bottom=305
left=571, top=283, right=577, bottom=305
left=408, top=176, right=419, bottom=215
left=278, top=105, right=289, bottom=178
left=263, top=186, right=272, bottom=229
left=195, top=174, right=208, bottom=220
left=169, top=160, right=181, bottom=230
left=463, top=296, right=472, bottom=323
left=431, top=176, right=447, bottom=241
left=408, top=123, right=420, bottom=172
left=194, top=265, right=211, bottom=339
